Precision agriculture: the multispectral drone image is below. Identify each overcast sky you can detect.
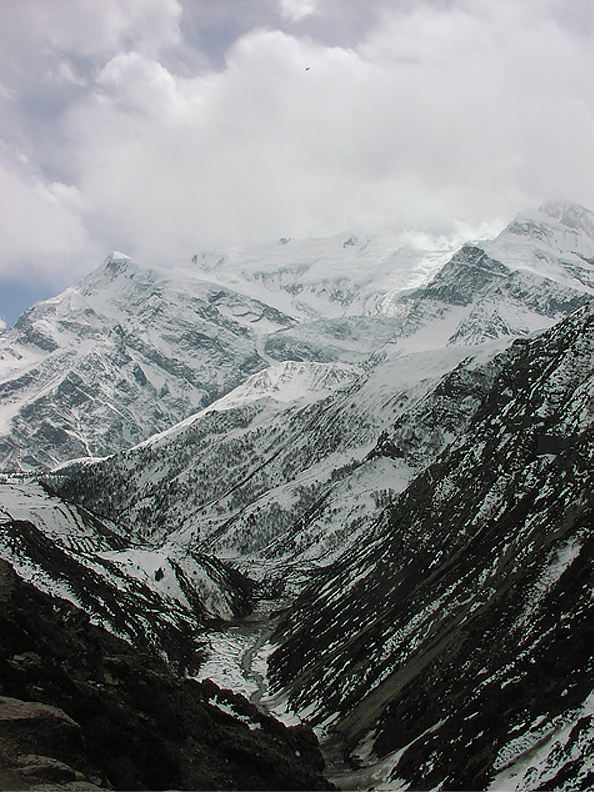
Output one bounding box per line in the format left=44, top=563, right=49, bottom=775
left=1, top=0, right=594, bottom=327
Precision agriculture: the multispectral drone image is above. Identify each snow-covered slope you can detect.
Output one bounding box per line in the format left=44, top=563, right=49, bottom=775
left=190, top=232, right=456, bottom=320
left=187, top=203, right=594, bottom=324
left=0, top=253, right=294, bottom=470
left=191, top=201, right=594, bottom=361
left=50, top=342, right=512, bottom=594
left=42, top=202, right=594, bottom=594
left=483, top=200, right=594, bottom=290
left=269, top=302, right=594, bottom=791
left=1, top=202, right=593, bottom=473
left=0, top=477, right=252, bottom=668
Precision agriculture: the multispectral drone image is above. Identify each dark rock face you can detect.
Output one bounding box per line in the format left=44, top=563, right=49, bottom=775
left=419, top=244, right=510, bottom=307
left=368, top=355, right=501, bottom=469
left=269, top=303, right=594, bottom=790
left=0, top=512, right=251, bottom=674
left=0, top=695, right=91, bottom=789
left=0, top=559, right=334, bottom=791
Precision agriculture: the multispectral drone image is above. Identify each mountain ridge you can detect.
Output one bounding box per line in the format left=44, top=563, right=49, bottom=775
left=1, top=202, right=593, bottom=472
left=41, top=203, right=593, bottom=598
left=268, top=301, right=594, bottom=790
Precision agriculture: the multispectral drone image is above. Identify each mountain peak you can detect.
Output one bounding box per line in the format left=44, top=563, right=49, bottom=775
left=495, top=200, right=594, bottom=260
left=107, top=250, right=132, bottom=262
left=98, top=250, right=137, bottom=282
left=538, top=200, right=594, bottom=238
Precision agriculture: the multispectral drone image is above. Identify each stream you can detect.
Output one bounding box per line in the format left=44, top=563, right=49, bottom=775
left=194, top=598, right=371, bottom=790
left=239, top=616, right=274, bottom=712
left=194, top=598, right=285, bottom=708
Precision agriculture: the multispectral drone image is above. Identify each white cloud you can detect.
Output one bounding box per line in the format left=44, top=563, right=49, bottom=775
left=0, top=81, right=15, bottom=100
left=279, top=0, right=320, bottom=23
left=0, top=145, right=98, bottom=283
left=20, top=0, right=182, bottom=58
left=1, top=0, right=594, bottom=288
left=57, top=2, right=593, bottom=268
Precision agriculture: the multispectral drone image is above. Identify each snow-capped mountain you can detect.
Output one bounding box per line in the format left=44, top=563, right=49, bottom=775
left=190, top=200, right=594, bottom=320
left=1, top=201, right=592, bottom=474
left=484, top=200, right=594, bottom=291
left=14, top=292, right=590, bottom=792
left=41, top=202, right=593, bottom=593
left=188, top=200, right=594, bottom=358
left=190, top=231, right=456, bottom=319
left=0, top=201, right=592, bottom=791
left=0, top=253, right=293, bottom=471
left=268, top=302, right=594, bottom=791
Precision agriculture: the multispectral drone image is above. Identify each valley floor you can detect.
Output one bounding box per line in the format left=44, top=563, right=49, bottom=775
left=193, top=595, right=408, bottom=791
left=194, top=600, right=280, bottom=707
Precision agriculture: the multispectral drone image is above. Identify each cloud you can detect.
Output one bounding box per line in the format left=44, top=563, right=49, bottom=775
left=1, top=0, right=182, bottom=59
left=0, top=82, right=15, bottom=101
left=279, top=0, right=320, bottom=23
left=1, top=0, right=594, bottom=290
left=0, top=143, right=98, bottom=284
left=58, top=1, right=593, bottom=266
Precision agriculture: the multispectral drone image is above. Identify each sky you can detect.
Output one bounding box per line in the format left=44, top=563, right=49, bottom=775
left=1, top=0, right=594, bottom=328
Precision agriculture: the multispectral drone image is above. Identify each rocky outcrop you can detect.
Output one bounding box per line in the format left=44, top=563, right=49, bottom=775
left=0, top=559, right=334, bottom=790
left=0, top=695, right=95, bottom=790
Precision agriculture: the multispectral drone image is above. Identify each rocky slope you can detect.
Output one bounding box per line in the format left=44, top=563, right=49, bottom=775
left=0, top=478, right=253, bottom=671
left=0, top=559, right=334, bottom=791
left=268, top=302, right=594, bottom=790
left=0, top=253, right=293, bottom=471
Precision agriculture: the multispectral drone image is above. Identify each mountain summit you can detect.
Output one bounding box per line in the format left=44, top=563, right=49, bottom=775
left=1, top=203, right=592, bottom=471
